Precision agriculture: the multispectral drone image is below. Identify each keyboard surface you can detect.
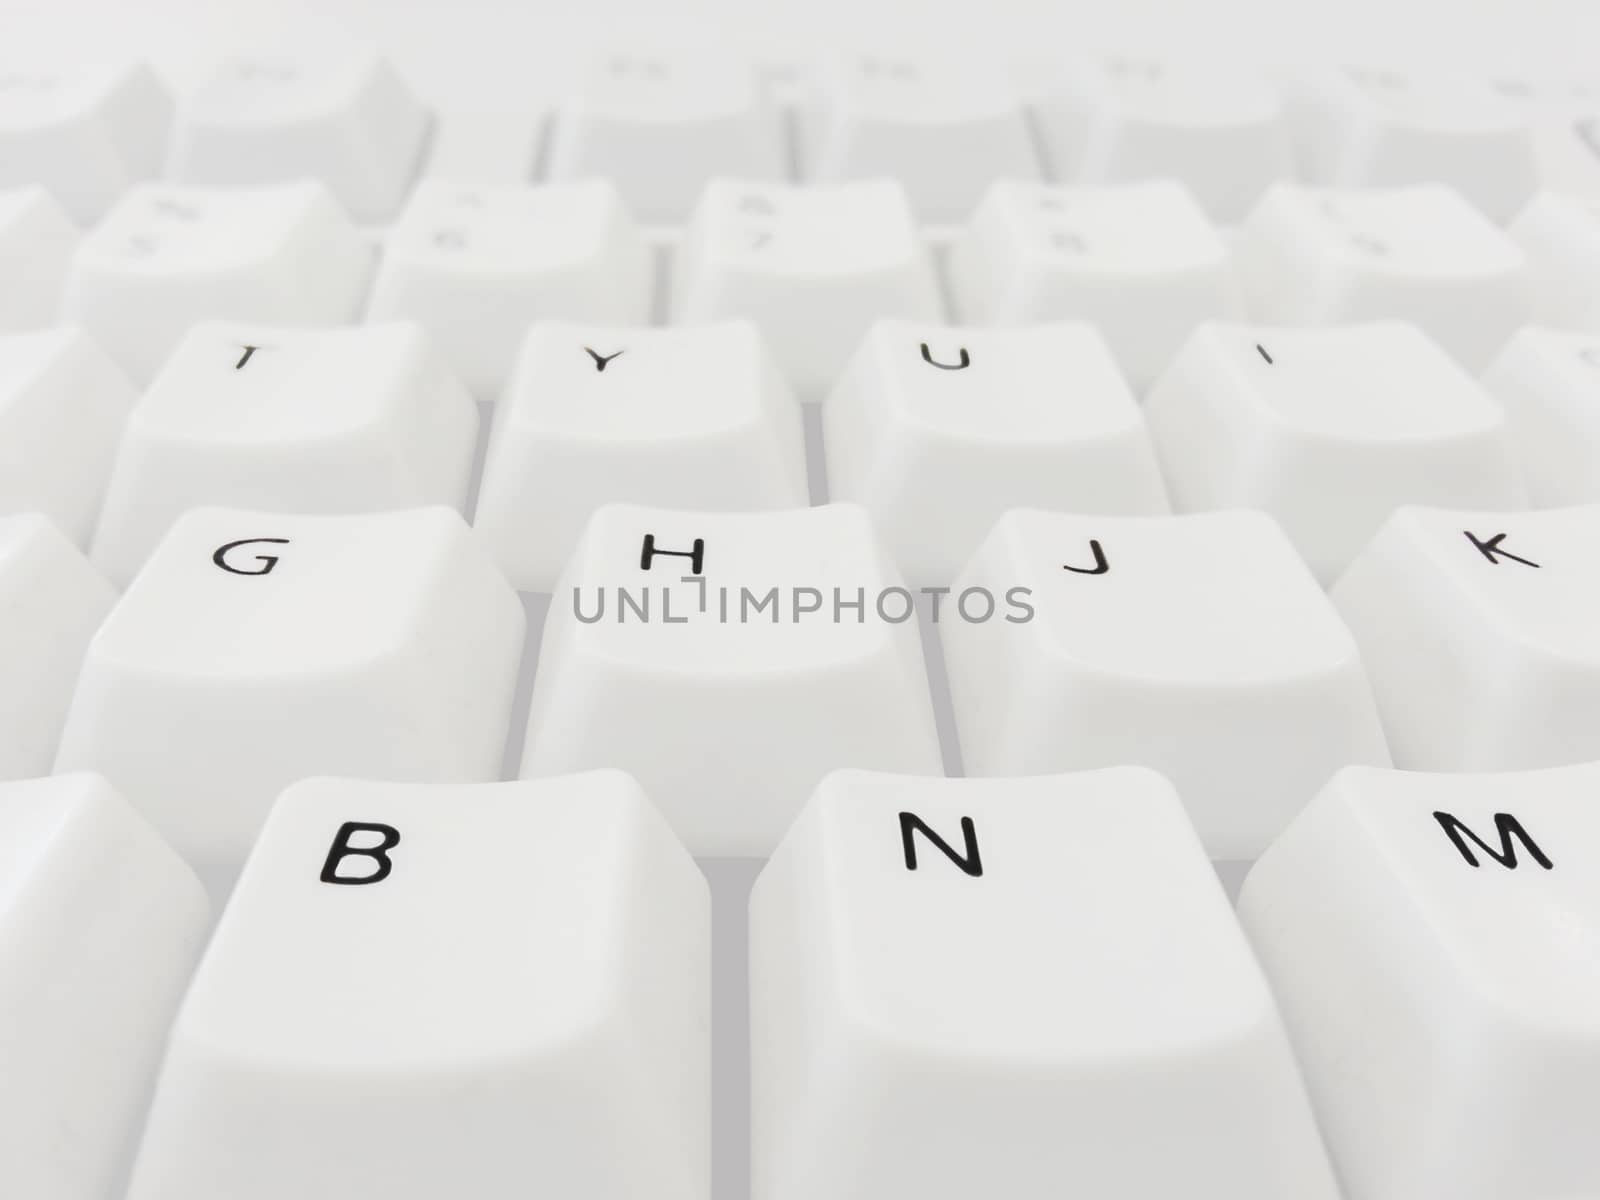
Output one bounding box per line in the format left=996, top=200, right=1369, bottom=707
left=5, top=4, right=1600, bottom=1197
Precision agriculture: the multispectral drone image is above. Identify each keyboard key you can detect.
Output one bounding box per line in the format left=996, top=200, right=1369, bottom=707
left=673, top=179, right=941, bottom=399
left=797, top=55, right=1039, bottom=220
left=1332, top=503, right=1600, bottom=770
left=751, top=767, right=1342, bottom=1200
left=520, top=502, right=943, bottom=854
left=474, top=320, right=807, bottom=592
left=127, top=771, right=707, bottom=1200
left=0, top=61, right=171, bottom=221
left=824, top=319, right=1169, bottom=584
left=0, top=515, right=116, bottom=779
left=89, top=321, right=478, bottom=585
left=1290, top=68, right=1538, bottom=221
left=64, top=181, right=374, bottom=383
left=1240, top=762, right=1600, bottom=1200
left=55, top=506, right=525, bottom=890
left=942, top=509, right=1389, bottom=857
left=946, top=179, right=1240, bottom=387
left=0, top=773, right=208, bottom=1200
left=1031, top=56, right=1293, bottom=221
left=369, top=180, right=653, bottom=397
left=1510, top=190, right=1600, bottom=330
left=1235, top=183, right=1531, bottom=369
left=547, top=51, right=785, bottom=221
left=1146, top=321, right=1527, bottom=582
left=1484, top=326, right=1600, bottom=504
left=0, top=328, right=134, bottom=544
left=0, top=186, right=79, bottom=329
left=168, top=52, right=431, bottom=221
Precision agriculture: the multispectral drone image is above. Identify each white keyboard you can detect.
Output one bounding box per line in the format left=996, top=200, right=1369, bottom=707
left=5, top=18, right=1600, bottom=1200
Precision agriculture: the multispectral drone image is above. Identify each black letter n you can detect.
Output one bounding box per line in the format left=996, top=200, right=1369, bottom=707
left=321, top=822, right=402, bottom=885
left=1432, top=811, right=1552, bottom=871
left=900, top=812, right=983, bottom=877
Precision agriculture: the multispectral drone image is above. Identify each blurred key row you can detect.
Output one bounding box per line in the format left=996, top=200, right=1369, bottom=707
left=10, top=760, right=1600, bottom=1200
left=3, top=53, right=1600, bottom=223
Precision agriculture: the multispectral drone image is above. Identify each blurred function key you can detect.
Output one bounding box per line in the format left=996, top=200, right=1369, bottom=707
left=474, top=320, right=807, bottom=592
left=0, top=61, right=171, bottom=222
left=127, top=772, right=708, bottom=1200
left=1241, top=763, right=1600, bottom=1200
left=168, top=51, right=431, bottom=222
left=90, top=321, right=478, bottom=586
left=0, top=774, right=208, bottom=1200
left=0, top=186, right=79, bottom=330
left=751, top=767, right=1342, bottom=1200
left=55, top=506, right=525, bottom=891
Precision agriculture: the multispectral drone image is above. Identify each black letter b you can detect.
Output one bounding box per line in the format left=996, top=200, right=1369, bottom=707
left=321, top=822, right=401, bottom=885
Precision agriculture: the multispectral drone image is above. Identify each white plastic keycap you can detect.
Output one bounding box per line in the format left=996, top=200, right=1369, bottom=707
left=520, top=503, right=943, bottom=854
left=1510, top=191, right=1600, bottom=331
left=0, top=187, right=79, bottom=329
left=1485, top=327, right=1600, bottom=505
left=824, top=319, right=1169, bottom=583
left=942, top=509, right=1390, bottom=857
left=946, top=179, right=1240, bottom=387
left=0, top=515, right=116, bottom=779
left=127, top=772, right=708, bottom=1200
left=0, top=328, right=134, bottom=544
left=90, top=321, right=478, bottom=585
left=168, top=52, right=431, bottom=221
left=1146, top=321, right=1527, bottom=582
left=1333, top=503, right=1600, bottom=770
left=1241, top=763, right=1600, bottom=1200
left=0, top=62, right=171, bottom=221
left=0, top=774, right=208, bottom=1200
left=1236, top=184, right=1531, bottom=369
left=54, top=506, right=525, bottom=890
left=369, top=180, right=653, bottom=397
left=674, top=179, right=942, bottom=398
left=797, top=55, right=1040, bottom=220
left=64, top=181, right=374, bottom=383
left=752, top=767, right=1342, bottom=1200
left=1032, top=57, right=1293, bottom=221
left=475, top=321, right=807, bottom=592
left=1290, top=68, right=1538, bottom=221
left=547, top=51, right=784, bottom=221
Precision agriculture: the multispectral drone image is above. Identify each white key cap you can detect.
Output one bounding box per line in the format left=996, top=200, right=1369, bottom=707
left=824, top=319, right=1169, bottom=584
left=1510, top=191, right=1600, bottom=331
left=1235, top=183, right=1531, bottom=369
left=1333, top=503, right=1600, bottom=770
left=946, top=179, right=1240, bottom=388
left=64, top=181, right=373, bottom=383
left=1485, top=327, right=1600, bottom=504
left=673, top=179, right=941, bottom=399
left=127, top=772, right=707, bottom=1200
left=475, top=321, right=807, bottom=591
left=168, top=52, right=431, bottom=222
left=55, top=506, right=524, bottom=889
left=1032, top=56, right=1293, bottom=221
left=797, top=55, right=1039, bottom=220
left=0, top=62, right=171, bottom=221
left=0, top=515, right=116, bottom=779
left=0, top=187, right=79, bottom=330
left=1290, top=68, right=1538, bottom=222
left=752, top=767, right=1341, bottom=1200
left=547, top=51, right=785, bottom=221
left=0, top=328, right=134, bottom=544
left=0, top=773, right=207, bottom=1200
left=369, top=180, right=653, bottom=397
left=942, top=509, right=1389, bottom=857
left=89, top=321, right=477, bottom=586
left=521, top=503, right=943, bottom=854
left=1147, top=322, right=1527, bottom=583
left=1240, top=763, right=1600, bottom=1200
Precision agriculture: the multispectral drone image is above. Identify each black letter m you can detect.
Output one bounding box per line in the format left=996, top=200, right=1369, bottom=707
left=1433, top=811, right=1553, bottom=871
